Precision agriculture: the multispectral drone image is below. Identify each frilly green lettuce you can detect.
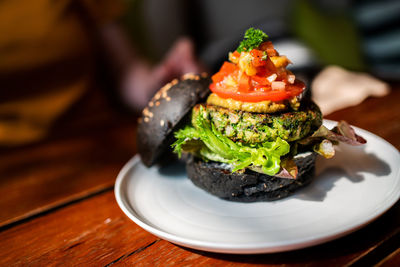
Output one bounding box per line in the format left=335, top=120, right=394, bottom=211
left=172, top=106, right=289, bottom=175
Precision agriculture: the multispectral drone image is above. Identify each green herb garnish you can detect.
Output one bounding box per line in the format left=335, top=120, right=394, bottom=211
left=236, top=28, right=269, bottom=52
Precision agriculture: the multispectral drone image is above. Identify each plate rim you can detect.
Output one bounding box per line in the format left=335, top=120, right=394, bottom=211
left=114, top=120, right=400, bottom=254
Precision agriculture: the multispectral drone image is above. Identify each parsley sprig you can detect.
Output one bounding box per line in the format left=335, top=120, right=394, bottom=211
left=236, top=28, right=269, bottom=52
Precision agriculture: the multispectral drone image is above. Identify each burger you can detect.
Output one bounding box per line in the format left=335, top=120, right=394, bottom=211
left=137, top=28, right=366, bottom=202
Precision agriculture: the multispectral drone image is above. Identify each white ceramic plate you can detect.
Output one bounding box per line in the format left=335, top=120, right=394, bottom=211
left=115, top=120, right=400, bottom=254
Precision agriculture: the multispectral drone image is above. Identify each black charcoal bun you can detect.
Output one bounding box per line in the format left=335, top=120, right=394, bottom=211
left=137, top=74, right=211, bottom=167
left=186, top=152, right=316, bottom=202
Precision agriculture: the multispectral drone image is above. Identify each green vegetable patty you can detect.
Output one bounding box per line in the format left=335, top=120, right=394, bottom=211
left=192, top=102, right=322, bottom=144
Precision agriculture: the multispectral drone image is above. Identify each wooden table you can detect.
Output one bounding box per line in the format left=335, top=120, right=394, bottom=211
left=0, top=86, right=399, bottom=266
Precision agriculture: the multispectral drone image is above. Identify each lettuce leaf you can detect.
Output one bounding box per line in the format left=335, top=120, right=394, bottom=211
left=172, top=106, right=290, bottom=176
left=172, top=108, right=367, bottom=178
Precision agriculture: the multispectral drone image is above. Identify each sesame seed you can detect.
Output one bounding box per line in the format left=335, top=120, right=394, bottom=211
left=144, top=117, right=149, bottom=123
left=182, top=73, right=199, bottom=80
left=157, top=82, right=173, bottom=99
left=142, top=107, right=149, bottom=116
left=160, top=120, right=165, bottom=126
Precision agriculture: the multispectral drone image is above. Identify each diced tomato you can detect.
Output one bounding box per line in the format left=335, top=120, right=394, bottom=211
left=220, top=61, right=237, bottom=74
left=255, top=59, right=276, bottom=78
left=250, top=49, right=266, bottom=67
left=229, top=51, right=241, bottom=64
left=259, top=42, right=268, bottom=50
left=266, top=48, right=277, bottom=57
left=277, top=71, right=287, bottom=82
left=211, top=61, right=237, bottom=83
left=211, top=72, right=225, bottom=83
left=255, top=66, right=267, bottom=77
left=265, top=57, right=277, bottom=73
left=260, top=41, right=278, bottom=57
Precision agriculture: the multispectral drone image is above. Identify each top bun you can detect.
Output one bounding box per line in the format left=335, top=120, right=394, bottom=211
left=137, top=73, right=211, bottom=167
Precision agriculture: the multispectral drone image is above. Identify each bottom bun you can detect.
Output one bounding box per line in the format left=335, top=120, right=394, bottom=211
left=186, top=153, right=316, bottom=202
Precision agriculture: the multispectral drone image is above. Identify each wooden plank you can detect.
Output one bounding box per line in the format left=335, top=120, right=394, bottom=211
left=0, top=190, right=398, bottom=266
left=0, top=125, right=134, bottom=227
left=376, top=248, right=400, bottom=267
left=0, top=191, right=158, bottom=266
left=0, top=88, right=138, bottom=227
left=116, top=202, right=400, bottom=266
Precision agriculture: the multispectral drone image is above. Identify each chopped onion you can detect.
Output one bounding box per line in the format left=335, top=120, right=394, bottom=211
left=271, top=81, right=285, bottom=91
left=288, top=74, right=295, bottom=84
left=267, top=74, right=277, bottom=83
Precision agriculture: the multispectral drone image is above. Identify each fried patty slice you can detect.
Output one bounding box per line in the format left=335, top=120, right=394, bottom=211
left=192, top=102, right=322, bottom=143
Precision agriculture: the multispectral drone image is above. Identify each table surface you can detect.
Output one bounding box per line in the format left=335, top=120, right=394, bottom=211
left=0, top=85, right=399, bottom=266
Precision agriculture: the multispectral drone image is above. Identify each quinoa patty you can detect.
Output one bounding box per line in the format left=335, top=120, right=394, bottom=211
left=192, top=102, right=322, bottom=143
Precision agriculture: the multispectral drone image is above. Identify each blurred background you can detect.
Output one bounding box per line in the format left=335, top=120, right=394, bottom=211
left=130, top=0, right=400, bottom=75
left=0, top=0, right=399, bottom=146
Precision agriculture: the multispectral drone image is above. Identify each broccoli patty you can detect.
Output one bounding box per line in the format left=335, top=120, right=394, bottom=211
left=192, top=102, right=322, bottom=144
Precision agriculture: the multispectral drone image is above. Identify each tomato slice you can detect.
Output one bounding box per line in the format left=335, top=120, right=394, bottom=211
left=210, top=80, right=305, bottom=102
